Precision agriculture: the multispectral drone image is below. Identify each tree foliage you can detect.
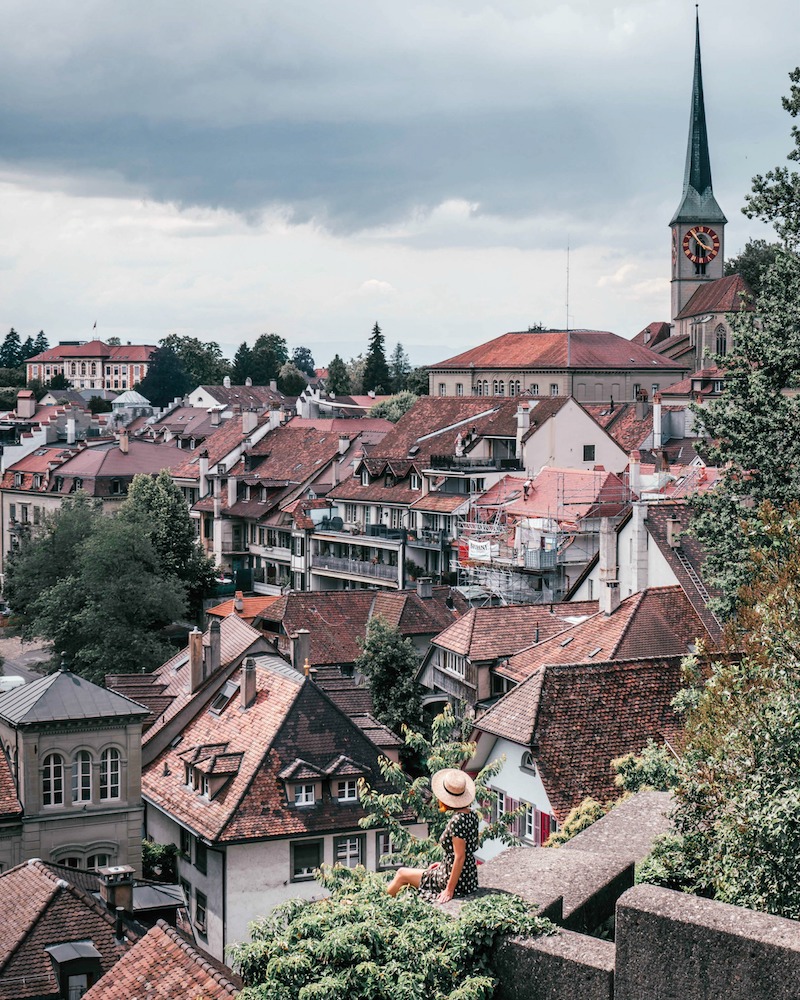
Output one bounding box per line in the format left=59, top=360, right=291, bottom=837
left=291, top=345, right=316, bottom=377
left=141, top=839, right=178, bottom=882
left=33, top=331, right=49, bottom=355
left=546, top=798, right=610, bottom=848
left=229, top=865, right=554, bottom=1000
left=346, top=354, right=366, bottom=395
left=277, top=361, right=308, bottom=396
left=368, top=391, right=418, bottom=423
left=405, top=366, right=430, bottom=396
left=612, top=739, right=679, bottom=794
left=363, top=323, right=391, bottom=394
left=355, top=616, right=424, bottom=736
left=136, top=345, right=191, bottom=408
left=249, top=334, right=289, bottom=385
left=388, top=342, right=411, bottom=392
left=160, top=334, right=230, bottom=389
left=230, top=342, right=254, bottom=384
left=326, top=353, right=351, bottom=395
left=0, top=328, right=22, bottom=369
left=723, top=238, right=787, bottom=297
left=638, top=505, right=800, bottom=918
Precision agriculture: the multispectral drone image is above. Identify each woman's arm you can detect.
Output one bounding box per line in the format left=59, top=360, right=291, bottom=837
left=438, top=836, right=466, bottom=903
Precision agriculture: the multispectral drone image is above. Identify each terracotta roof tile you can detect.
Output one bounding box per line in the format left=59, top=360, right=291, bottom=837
left=83, top=920, right=241, bottom=999
left=475, top=467, right=630, bottom=523
left=584, top=403, right=654, bottom=454
left=0, top=749, right=22, bottom=819
left=429, top=330, right=685, bottom=371
left=206, top=595, right=281, bottom=622
left=675, top=273, right=755, bottom=320
left=476, top=657, right=685, bottom=820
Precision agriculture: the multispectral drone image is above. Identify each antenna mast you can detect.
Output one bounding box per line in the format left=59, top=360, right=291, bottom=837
left=565, top=240, right=570, bottom=332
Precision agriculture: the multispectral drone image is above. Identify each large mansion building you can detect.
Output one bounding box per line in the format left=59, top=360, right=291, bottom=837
left=26, top=340, right=156, bottom=391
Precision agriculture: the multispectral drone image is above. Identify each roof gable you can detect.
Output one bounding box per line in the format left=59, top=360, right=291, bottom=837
left=0, top=670, right=148, bottom=727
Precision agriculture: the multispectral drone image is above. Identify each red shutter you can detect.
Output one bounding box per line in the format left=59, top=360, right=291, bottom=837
left=540, top=811, right=551, bottom=845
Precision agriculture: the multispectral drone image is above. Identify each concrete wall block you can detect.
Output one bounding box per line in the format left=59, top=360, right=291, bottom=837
left=495, top=930, right=614, bottom=1000
left=614, top=884, right=800, bottom=1000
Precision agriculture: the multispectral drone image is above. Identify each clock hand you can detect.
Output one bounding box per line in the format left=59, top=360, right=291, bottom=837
left=694, top=233, right=712, bottom=251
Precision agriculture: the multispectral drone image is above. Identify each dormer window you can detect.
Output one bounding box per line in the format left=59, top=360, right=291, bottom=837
left=294, top=783, right=315, bottom=806
left=410, top=473, right=421, bottom=491
left=337, top=779, right=358, bottom=802
left=361, top=468, right=370, bottom=486
left=111, top=479, right=122, bottom=495
left=74, top=478, right=83, bottom=491
left=33, top=474, right=42, bottom=489
left=13, top=473, right=22, bottom=487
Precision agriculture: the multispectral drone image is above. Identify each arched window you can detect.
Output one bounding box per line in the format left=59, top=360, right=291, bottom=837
left=87, top=853, right=112, bottom=871
left=475, top=381, right=482, bottom=396
left=497, top=381, right=505, bottom=396
left=90, top=362, right=97, bottom=376
left=72, top=750, right=92, bottom=802
left=492, top=380, right=498, bottom=394
left=43, top=753, right=65, bottom=806
left=100, top=748, right=121, bottom=800
left=80, top=363, right=87, bottom=376
left=715, top=324, right=727, bottom=357
left=482, top=380, right=489, bottom=396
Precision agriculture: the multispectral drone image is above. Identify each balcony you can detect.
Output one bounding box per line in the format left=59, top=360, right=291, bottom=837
left=408, top=528, right=449, bottom=549
left=523, top=548, right=558, bottom=570
left=427, top=455, right=522, bottom=473
left=311, top=554, right=400, bottom=583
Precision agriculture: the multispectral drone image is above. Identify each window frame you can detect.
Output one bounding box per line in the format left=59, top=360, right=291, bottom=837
left=42, top=753, right=65, bottom=807
left=334, top=833, right=365, bottom=869
left=294, top=783, right=316, bottom=806
left=583, top=444, right=596, bottom=462
left=336, top=779, right=358, bottom=803
left=195, top=839, right=208, bottom=875
left=291, top=838, right=324, bottom=882
left=195, top=890, right=208, bottom=932
left=72, top=750, right=92, bottom=803
left=99, top=747, right=121, bottom=801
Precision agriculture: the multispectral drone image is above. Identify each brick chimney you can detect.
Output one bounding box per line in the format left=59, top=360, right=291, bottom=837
left=119, top=428, right=129, bottom=454
left=189, top=627, right=204, bottom=692
left=338, top=434, right=350, bottom=456
left=240, top=656, right=257, bottom=710
left=98, top=865, right=135, bottom=915
left=208, top=619, right=221, bottom=675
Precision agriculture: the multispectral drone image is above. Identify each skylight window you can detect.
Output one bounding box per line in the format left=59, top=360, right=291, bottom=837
left=209, top=680, right=239, bottom=715
left=588, top=647, right=602, bottom=658
left=559, top=636, right=574, bottom=647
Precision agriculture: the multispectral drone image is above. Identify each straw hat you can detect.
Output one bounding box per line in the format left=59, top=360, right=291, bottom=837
left=431, top=768, right=476, bottom=809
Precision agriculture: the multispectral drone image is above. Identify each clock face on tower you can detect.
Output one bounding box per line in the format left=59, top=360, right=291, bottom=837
left=682, top=225, right=720, bottom=265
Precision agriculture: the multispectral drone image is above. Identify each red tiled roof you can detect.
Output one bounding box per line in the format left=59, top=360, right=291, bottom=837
left=0, top=750, right=22, bottom=819
left=675, top=274, right=754, bottom=320
left=433, top=602, right=598, bottom=660
left=171, top=412, right=273, bottom=480
left=631, top=322, right=673, bottom=348
left=207, top=595, right=281, bottom=622
left=498, top=586, right=712, bottom=684
left=409, top=493, right=470, bottom=513
left=429, top=330, right=685, bottom=371
left=476, top=656, right=685, bottom=820
left=584, top=403, right=653, bottom=454
left=0, top=860, right=139, bottom=1000
left=26, top=340, right=156, bottom=363
left=83, top=920, right=241, bottom=999
left=475, top=467, right=630, bottom=523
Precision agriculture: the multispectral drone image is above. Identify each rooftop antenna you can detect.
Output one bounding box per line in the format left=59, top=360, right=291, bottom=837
left=566, top=240, right=571, bottom=368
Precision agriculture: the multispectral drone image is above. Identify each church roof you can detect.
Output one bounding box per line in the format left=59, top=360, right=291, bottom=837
left=675, top=273, right=754, bottom=320
left=670, top=15, right=726, bottom=226
left=0, top=669, right=148, bottom=727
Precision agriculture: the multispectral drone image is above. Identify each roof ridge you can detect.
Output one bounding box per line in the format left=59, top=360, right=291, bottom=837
left=0, top=860, right=61, bottom=974
left=154, top=920, right=240, bottom=995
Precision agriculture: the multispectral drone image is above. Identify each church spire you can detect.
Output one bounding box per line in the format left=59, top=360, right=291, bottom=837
left=670, top=10, right=726, bottom=226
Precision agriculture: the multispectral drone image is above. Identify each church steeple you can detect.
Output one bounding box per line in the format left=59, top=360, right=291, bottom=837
left=670, top=11, right=726, bottom=226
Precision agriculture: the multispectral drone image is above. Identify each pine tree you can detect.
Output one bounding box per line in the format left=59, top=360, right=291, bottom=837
left=291, top=345, right=316, bottom=377
left=362, top=322, right=391, bottom=393
left=0, top=328, right=22, bottom=369
left=249, top=333, right=288, bottom=384
left=388, top=342, right=411, bottom=392
left=230, top=342, right=254, bottom=384
left=325, top=353, right=350, bottom=395
left=19, top=336, right=36, bottom=362
left=33, top=331, right=49, bottom=354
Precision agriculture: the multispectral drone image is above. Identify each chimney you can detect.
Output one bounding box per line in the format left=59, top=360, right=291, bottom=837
left=66, top=417, right=76, bottom=445
left=119, top=428, right=129, bottom=454
left=598, top=517, right=620, bottom=616
left=245, top=376, right=252, bottom=386
left=629, top=450, right=641, bottom=497
left=652, top=392, right=662, bottom=450
left=233, top=590, right=244, bottom=614
left=98, top=865, right=135, bottom=916
left=223, top=375, right=231, bottom=388
left=16, top=390, right=36, bottom=419
left=666, top=515, right=682, bottom=549
left=268, top=402, right=282, bottom=432
left=208, top=619, right=221, bottom=675
left=631, top=501, right=649, bottom=593
left=198, top=450, right=209, bottom=496
left=242, top=408, right=258, bottom=434
left=290, top=629, right=310, bottom=671
left=189, top=627, right=204, bottom=692
left=227, top=475, right=237, bottom=508
left=269, top=380, right=277, bottom=393
left=417, top=577, right=433, bottom=599
left=338, top=434, right=349, bottom=456
left=241, top=656, right=257, bottom=710
left=635, top=392, right=648, bottom=421
left=515, top=402, right=530, bottom=458
left=210, top=407, right=222, bottom=427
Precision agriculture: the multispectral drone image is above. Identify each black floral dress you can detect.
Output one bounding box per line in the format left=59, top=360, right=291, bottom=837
left=419, top=810, right=480, bottom=900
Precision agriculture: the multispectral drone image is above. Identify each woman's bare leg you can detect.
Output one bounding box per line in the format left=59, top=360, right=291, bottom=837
left=386, top=867, right=425, bottom=896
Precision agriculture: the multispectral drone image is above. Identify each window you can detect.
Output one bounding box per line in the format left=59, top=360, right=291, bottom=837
left=111, top=479, right=122, bottom=495
left=715, top=324, right=727, bottom=357
left=180, top=828, right=191, bottom=859
left=361, top=468, right=370, bottom=486
left=74, top=478, right=83, bottom=491
left=291, top=839, right=323, bottom=881
left=493, top=791, right=506, bottom=824
left=410, top=473, right=421, bottom=491
left=72, top=751, right=92, bottom=802
left=195, top=839, right=208, bottom=875
left=583, top=445, right=595, bottom=462
left=337, top=779, right=358, bottom=802
left=529, top=383, right=539, bottom=395
left=100, top=748, right=121, bottom=800
left=549, top=384, right=559, bottom=396
left=497, top=381, right=505, bottom=396
left=8, top=503, right=15, bottom=522
left=438, top=383, right=446, bottom=396
left=294, top=783, right=315, bottom=806
left=13, top=473, right=22, bottom=487
left=344, top=503, right=357, bottom=523
left=524, top=803, right=537, bottom=843
left=33, top=474, right=42, bottom=489
left=210, top=680, right=239, bottom=715
left=334, top=835, right=364, bottom=869
left=43, top=753, right=65, bottom=806
left=195, top=890, right=207, bottom=931
left=87, top=853, right=111, bottom=871
left=633, top=383, right=641, bottom=401
left=376, top=831, right=402, bottom=868
left=441, top=650, right=465, bottom=677
left=455, top=383, right=463, bottom=396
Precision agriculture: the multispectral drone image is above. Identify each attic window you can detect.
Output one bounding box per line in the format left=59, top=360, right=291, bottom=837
left=209, top=680, right=239, bottom=715
left=559, top=636, right=574, bottom=647
left=587, top=646, right=602, bottom=658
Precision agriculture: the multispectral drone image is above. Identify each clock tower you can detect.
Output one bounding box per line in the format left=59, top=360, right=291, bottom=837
left=670, top=12, right=726, bottom=323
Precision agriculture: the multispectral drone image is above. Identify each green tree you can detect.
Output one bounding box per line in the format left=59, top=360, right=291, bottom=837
left=28, top=514, right=185, bottom=682
left=369, top=390, right=419, bottom=423
left=120, top=470, right=216, bottom=615
left=546, top=799, right=611, bottom=848
left=249, top=333, right=289, bottom=385
left=405, top=365, right=430, bottom=396
left=276, top=361, right=308, bottom=396
left=611, top=739, right=679, bottom=794
left=743, top=67, right=800, bottom=248
left=723, top=238, right=785, bottom=297
left=326, top=353, right=351, bottom=395
left=136, top=345, right=191, bottom=408
left=141, top=840, right=178, bottom=882
left=346, top=353, right=366, bottom=395
left=230, top=342, right=254, bottom=384
left=160, top=333, right=230, bottom=388
left=46, top=373, right=70, bottom=390
left=33, top=331, right=49, bottom=354
left=19, top=335, right=35, bottom=362
left=0, top=329, right=22, bottom=369
left=639, top=504, right=800, bottom=918
left=105, top=336, right=121, bottom=346
left=0, top=367, right=27, bottom=388
left=363, top=322, right=391, bottom=393
left=355, top=616, right=424, bottom=736
left=388, top=342, right=411, bottom=392
left=291, top=345, right=316, bottom=377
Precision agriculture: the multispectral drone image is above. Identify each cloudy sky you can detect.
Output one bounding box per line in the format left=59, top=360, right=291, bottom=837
left=0, top=1, right=797, bottom=368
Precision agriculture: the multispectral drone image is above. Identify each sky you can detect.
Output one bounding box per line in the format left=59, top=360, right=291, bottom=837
left=0, top=1, right=798, bottom=369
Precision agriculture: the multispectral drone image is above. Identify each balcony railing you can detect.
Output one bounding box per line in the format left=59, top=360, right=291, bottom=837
left=408, top=528, right=449, bottom=549
left=311, top=554, right=399, bottom=582
left=428, top=455, right=521, bottom=472
left=524, top=548, right=558, bottom=570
